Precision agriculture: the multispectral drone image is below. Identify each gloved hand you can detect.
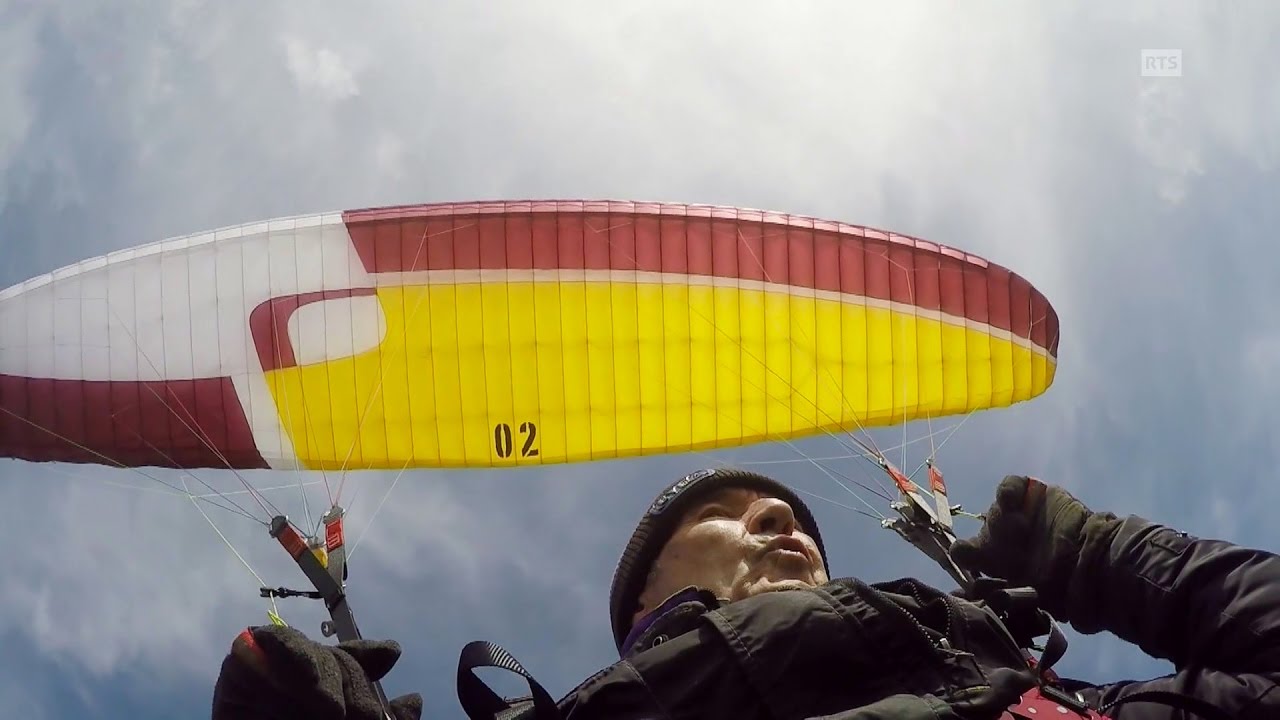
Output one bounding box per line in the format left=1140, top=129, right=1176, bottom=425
left=950, top=475, right=1095, bottom=620
left=211, top=624, right=423, bottom=720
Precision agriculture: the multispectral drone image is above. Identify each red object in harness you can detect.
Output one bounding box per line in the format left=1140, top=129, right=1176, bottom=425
left=1003, top=686, right=1111, bottom=719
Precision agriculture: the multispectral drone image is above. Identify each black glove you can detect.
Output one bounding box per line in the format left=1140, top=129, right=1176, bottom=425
left=950, top=475, right=1095, bottom=620
left=211, top=624, right=423, bottom=720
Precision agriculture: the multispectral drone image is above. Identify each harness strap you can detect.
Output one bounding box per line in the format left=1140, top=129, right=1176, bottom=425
left=456, top=641, right=560, bottom=720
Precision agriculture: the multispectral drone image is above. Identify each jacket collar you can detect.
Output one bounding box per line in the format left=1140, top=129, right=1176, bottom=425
left=621, top=586, right=721, bottom=656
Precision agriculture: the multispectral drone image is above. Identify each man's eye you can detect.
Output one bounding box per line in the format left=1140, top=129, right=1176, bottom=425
left=698, top=506, right=729, bottom=520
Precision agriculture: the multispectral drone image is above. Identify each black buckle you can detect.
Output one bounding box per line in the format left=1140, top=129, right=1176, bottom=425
left=1039, top=683, right=1093, bottom=716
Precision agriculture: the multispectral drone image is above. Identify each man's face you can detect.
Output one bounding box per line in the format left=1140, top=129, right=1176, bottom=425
left=633, top=486, right=829, bottom=622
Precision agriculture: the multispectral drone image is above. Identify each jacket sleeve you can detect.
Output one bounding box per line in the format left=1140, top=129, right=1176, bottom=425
left=1061, top=513, right=1280, bottom=719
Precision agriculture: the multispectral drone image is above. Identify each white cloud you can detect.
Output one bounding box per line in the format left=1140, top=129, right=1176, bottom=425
left=373, top=131, right=406, bottom=180
left=281, top=35, right=360, bottom=102
left=1135, top=82, right=1205, bottom=205
left=0, top=9, right=39, bottom=213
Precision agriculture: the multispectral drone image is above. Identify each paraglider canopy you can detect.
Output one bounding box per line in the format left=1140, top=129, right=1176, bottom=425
left=0, top=199, right=1057, bottom=472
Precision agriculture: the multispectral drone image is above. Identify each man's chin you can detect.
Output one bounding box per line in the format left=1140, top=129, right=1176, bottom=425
left=739, top=576, right=820, bottom=599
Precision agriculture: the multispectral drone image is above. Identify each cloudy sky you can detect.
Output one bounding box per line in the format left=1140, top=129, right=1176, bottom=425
left=3, top=1, right=1280, bottom=717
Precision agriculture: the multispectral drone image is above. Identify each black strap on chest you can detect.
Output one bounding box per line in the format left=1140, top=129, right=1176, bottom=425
left=456, top=640, right=560, bottom=720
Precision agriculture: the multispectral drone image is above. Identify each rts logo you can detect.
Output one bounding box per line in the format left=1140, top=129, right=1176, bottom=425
left=1141, top=49, right=1182, bottom=77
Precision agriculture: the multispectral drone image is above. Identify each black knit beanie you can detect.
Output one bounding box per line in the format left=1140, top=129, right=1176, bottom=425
left=607, top=467, right=827, bottom=653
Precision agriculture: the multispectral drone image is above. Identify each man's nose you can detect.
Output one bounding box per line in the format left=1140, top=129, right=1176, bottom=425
left=744, top=497, right=797, bottom=536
